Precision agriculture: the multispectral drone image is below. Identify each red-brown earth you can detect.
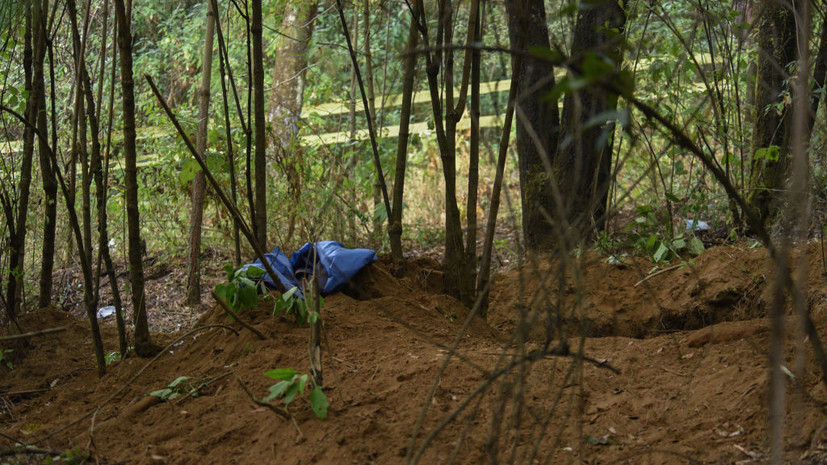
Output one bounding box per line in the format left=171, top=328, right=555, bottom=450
left=2, top=242, right=827, bottom=464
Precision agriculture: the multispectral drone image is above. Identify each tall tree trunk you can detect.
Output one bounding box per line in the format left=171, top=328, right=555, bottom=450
left=412, top=0, right=474, bottom=306
left=465, top=0, right=481, bottom=288
left=389, top=17, right=419, bottom=261
left=38, top=26, right=57, bottom=309
left=745, top=0, right=796, bottom=230
left=252, top=0, right=267, bottom=250
left=6, top=4, right=36, bottom=322
left=212, top=0, right=242, bottom=265
left=267, top=1, right=319, bottom=247
left=505, top=0, right=560, bottom=251
left=363, top=1, right=382, bottom=246
left=554, top=0, right=626, bottom=239
left=95, top=0, right=128, bottom=357
left=186, top=0, right=216, bottom=306
left=114, top=0, right=158, bottom=358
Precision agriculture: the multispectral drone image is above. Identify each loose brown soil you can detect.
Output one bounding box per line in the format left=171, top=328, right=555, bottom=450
left=3, top=242, right=827, bottom=464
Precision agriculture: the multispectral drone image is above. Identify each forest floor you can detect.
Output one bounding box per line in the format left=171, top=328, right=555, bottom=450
left=2, top=240, right=827, bottom=464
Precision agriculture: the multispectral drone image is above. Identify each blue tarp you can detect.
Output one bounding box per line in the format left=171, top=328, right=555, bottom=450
left=243, top=241, right=377, bottom=296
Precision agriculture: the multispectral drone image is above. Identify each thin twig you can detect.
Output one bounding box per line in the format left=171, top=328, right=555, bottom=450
left=634, top=264, right=682, bottom=288
left=0, top=327, right=65, bottom=342
left=235, top=377, right=293, bottom=425
left=172, top=372, right=234, bottom=406
left=1, top=388, right=51, bottom=398
left=211, top=291, right=267, bottom=340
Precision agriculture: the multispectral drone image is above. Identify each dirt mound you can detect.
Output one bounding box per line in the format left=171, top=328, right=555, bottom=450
left=2, top=247, right=827, bottom=464
left=488, top=245, right=770, bottom=339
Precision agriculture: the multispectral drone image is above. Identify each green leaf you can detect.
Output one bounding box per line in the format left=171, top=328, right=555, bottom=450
left=653, top=242, right=670, bottom=262
left=264, top=368, right=297, bottom=381
left=283, top=379, right=301, bottom=406
left=688, top=237, right=705, bottom=256
left=262, top=381, right=289, bottom=403
left=178, top=159, right=201, bottom=185
left=168, top=376, right=190, bottom=388
left=309, top=386, right=329, bottom=419
left=665, top=192, right=680, bottom=203
left=298, top=374, right=308, bottom=396
left=238, top=285, right=259, bottom=310
left=214, top=283, right=234, bottom=305
left=149, top=388, right=172, bottom=399
left=245, top=266, right=265, bottom=279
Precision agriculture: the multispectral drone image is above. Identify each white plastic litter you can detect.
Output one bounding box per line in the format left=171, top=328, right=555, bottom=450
left=97, top=306, right=116, bottom=319
left=684, top=219, right=710, bottom=231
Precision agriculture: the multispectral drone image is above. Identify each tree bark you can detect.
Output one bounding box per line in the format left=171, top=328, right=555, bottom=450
left=554, top=0, right=626, bottom=239
left=745, top=0, right=796, bottom=230
left=186, top=0, right=216, bottom=306
left=252, top=0, right=267, bottom=250
left=267, top=1, right=319, bottom=247
left=114, top=0, right=158, bottom=358
left=389, top=18, right=419, bottom=261
left=5, top=3, right=36, bottom=322
left=38, top=31, right=57, bottom=310
left=505, top=0, right=560, bottom=251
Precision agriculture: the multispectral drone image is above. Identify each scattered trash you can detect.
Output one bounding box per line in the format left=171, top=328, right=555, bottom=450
left=606, top=255, right=622, bottom=264
left=685, top=219, right=710, bottom=231
left=96, top=306, right=116, bottom=319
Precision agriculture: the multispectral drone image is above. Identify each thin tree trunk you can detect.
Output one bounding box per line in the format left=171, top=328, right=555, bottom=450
left=6, top=4, right=36, bottom=322
left=38, top=6, right=58, bottom=309
left=212, top=0, right=241, bottom=265
left=114, top=0, right=158, bottom=358
left=363, top=1, right=382, bottom=246
left=252, top=0, right=267, bottom=251
left=465, top=0, right=482, bottom=289
left=478, top=66, right=520, bottom=317
left=186, top=0, right=216, bottom=306
left=388, top=18, right=419, bottom=261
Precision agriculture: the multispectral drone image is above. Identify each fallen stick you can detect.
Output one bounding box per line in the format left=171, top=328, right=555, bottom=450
left=0, top=327, right=66, bottom=343
left=211, top=291, right=267, bottom=340
left=1, top=388, right=51, bottom=398
left=634, top=264, right=682, bottom=288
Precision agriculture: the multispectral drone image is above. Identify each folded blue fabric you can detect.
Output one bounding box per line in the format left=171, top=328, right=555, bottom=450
left=243, top=241, right=377, bottom=296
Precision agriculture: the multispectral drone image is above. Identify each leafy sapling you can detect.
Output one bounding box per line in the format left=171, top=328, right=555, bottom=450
left=214, top=263, right=269, bottom=313
left=272, top=287, right=323, bottom=326
left=149, top=376, right=195, bottom=401
left=262, top=368, right=329, bottom=419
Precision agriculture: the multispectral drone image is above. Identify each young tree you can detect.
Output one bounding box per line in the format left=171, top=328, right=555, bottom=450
left=389, top=17, right=419, bottom=261
left=37, top=0, right=57, bottom=309
left=114, top=0, right=158, bottom=357
left=185, top=0, right=217, bottom=306
left=252, top=0, right=268, bottom=250
left=4, top=2, right=36, bottom=323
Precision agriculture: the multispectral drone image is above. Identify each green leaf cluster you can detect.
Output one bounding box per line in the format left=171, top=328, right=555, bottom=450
left=149, top=376, right=194, bottom=401
left=273, top=286, right=322, bottom=326
left=214, top=264, right=268, bottom=313
left=262, top=368, right=328, bottom=419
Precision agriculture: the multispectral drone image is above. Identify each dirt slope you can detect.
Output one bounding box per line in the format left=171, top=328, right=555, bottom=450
left=2, top=243, right=827, bottom=464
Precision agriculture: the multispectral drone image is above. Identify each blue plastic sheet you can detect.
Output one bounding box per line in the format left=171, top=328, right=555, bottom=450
left=244, top=241, right=377, bottom=296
